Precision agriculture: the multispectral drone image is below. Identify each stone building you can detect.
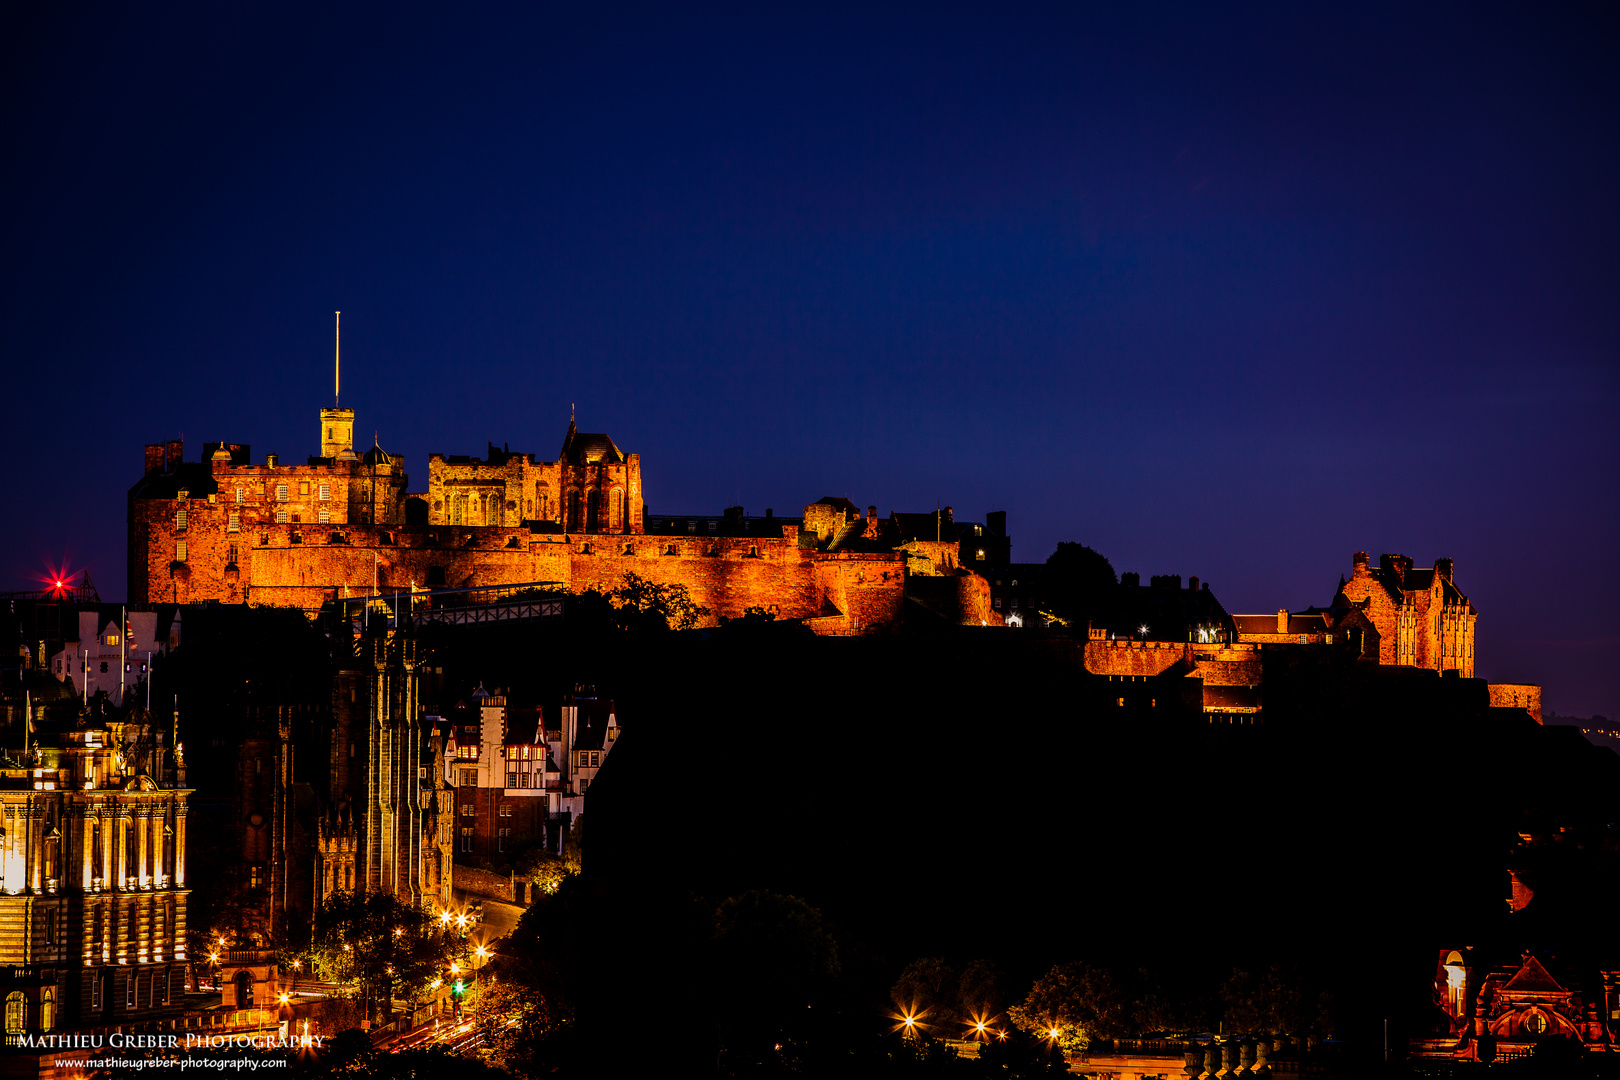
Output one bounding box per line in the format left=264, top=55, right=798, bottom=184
left=127, top=400, right=992, bottom=634
left=0, top=704, right=190, bottom=1042
left=1334, top=552, right=1477, bottom=676
left=1414, top=948, right=1620, bottom=1062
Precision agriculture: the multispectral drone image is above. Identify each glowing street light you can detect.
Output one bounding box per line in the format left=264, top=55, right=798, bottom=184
left=278, top=992, right=290, bottom=1006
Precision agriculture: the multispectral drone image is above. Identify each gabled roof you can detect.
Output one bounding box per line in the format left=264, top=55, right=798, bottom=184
left=1501, top=955, right=1567, bottom=995
left=809, top=496, right=860, bottom=514
left=560, top=419, right=625, bottom=464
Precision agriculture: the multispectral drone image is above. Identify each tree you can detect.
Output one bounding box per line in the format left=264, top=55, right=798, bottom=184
left=1042, top=543, right=1118, bottom=630
left=1220, top=965, right=1330, bottom=1039
left=710, top=890, right=840, bottom=1065
left=1008, top=961, right=1127, bottom=1055
left=891, top=957, right=959, bottom=1029
left=610, top=572, right=711, bottom=631
left=888, top=956, right=1008, bottom=1038
left=308, top=891, right=460, bottom=1025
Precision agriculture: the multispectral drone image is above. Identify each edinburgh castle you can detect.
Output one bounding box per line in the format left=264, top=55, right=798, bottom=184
left=128, top=400, right=994, bottom=633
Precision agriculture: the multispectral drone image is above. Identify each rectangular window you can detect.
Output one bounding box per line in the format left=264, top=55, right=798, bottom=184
left=317, top=509, right=330, bottom=524
left=227, top=544, right=239, bottom=566
left=507, top=772, right=518, bottom=788
left=319, top=484, right=330, bottom=501
left=459, top=828, right=473, bottom=853
left=299, top=481, right=310, bottom=496
left=175, top=509, right=188, bottom=531
left=175, top=542, right=188, bottom=562
left=275, top=509, right=288, bottom=524
left=497, top=828, right=510, bottom=851
left=460, top=802, right=475, bottom=816
left=459, top=769, right=477, bottom=788
left=227, top=511, right=239, bottom=533
left=234, top=487, right=243, bottom=503
left=276, top=484, right=289, bottom=502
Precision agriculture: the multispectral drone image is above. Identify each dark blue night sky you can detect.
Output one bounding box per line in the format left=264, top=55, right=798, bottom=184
left=3, top=4, right=1614, bottom=715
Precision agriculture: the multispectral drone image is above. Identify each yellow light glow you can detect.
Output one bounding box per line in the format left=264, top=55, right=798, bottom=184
left=1048, top=1027, right=1061, bottom=1040
left=1446, top=965, right=1466, bottom=989
left=278, top=992, right=290, bottom=1005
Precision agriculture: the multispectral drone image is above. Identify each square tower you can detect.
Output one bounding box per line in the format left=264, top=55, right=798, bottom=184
left=320, top=407, right=355, bottom=458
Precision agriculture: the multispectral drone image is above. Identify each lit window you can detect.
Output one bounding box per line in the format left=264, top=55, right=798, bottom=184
left=276, top=485, right=288, bottom=502
left=5, top=991, right=26, bottom=1034
left=318, top=509, right=330, bottom=524
left=299, top=481, right=310, bottom=496
left=276, top=510, right=288, bottom=524
left=105, top=634, right=119, bottom=646
left=235, top=488, right=243, bottom=503
left=175, top=542, right=188, bottom=562
left=976, top=549, right=985, bottom=560
left=175, top=509, right=188, bottom=530
left=227, top=511, right=240, bottom=533
left=319, top=484, right=330, bottom=501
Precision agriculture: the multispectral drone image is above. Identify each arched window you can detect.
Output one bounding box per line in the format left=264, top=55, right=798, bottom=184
left=3, top=992, right=23, bottom=1034
left=39, top=990, right=53, bottom=1033
left=586, top=490, right=601, bottom=533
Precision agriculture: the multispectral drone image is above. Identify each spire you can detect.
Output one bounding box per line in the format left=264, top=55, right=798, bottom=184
left=335, top=311, right=342, bottom=407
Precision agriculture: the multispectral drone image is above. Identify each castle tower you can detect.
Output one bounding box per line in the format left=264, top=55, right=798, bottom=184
left=320, top=407, right=355, bottom=460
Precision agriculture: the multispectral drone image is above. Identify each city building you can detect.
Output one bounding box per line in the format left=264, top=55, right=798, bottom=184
left=0, top=702, right=190, bottom=1042
left=1415, top=948, right=1620, bottom=1062
left=48, top=609, right=181, bottom=709
left=447, top=686, right=617, bottom=860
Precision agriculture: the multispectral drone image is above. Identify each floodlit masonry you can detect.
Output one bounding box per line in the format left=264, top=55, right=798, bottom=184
left=128, top=402, right=991, bottom=634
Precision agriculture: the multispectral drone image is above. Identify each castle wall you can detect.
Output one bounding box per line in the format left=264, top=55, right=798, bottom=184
left=1082, top=640, right=1263, bottom=686
left=1487, top=683, right=1542, bottom=723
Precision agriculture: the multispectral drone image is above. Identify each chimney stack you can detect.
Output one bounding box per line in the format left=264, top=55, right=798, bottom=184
left=1435, top=557, right=1454, bottom=582
left=144, top=444, right=165, bottom=475
left=165, top=439, right=183, bottom=471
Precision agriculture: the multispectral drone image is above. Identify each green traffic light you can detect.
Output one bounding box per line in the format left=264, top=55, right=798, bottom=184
left=452, top=980, right=464, bottom=997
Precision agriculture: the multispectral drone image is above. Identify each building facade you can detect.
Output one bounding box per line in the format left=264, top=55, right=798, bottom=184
left=0, top=709, right=190, bottom=1043
left=1333, top=552, right=1477, bottom=676
left=448, top=686, right=616, bottom=861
